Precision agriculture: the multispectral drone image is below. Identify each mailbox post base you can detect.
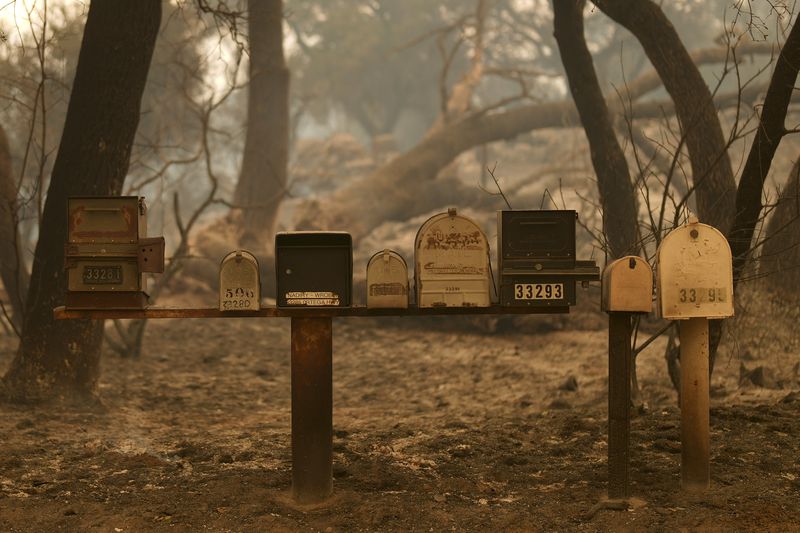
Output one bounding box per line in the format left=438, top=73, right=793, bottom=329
left=607, top=312, right=631, bottom=499
left=291, top=317, right=333, bottom=503
left=679, top=317, right=710, bottom=491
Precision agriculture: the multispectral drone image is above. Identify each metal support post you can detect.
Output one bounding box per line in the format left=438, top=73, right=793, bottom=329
left=291, top=316, right=333, bottom=503
left=679, top=317, right=710, bottom=491
left=608, top=312, right=631, bottom=499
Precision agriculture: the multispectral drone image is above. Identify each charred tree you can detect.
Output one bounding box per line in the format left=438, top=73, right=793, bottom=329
left=233, top=0, right=290, bottom=243
left=592, top=0, right=737, bottom=234
left=761, top=160, right=800, bottom=296
left=553, top=0, right=638, bottom=259
left=729, top=18, right=800, bottom=288
left=2, top=0, right=161, bottom=402
left=0, top=125, right=29, bottom=332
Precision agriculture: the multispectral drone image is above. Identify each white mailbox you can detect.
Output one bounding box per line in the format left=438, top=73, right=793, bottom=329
left=657, top=220, right=734, bottom=319
left=602, top=256, right=653, bottom=313
left=219, top=250, right=261, bottom=311
left=366, top=249, right=409, bottom=309
left=415, top=208, right=491, bottom=308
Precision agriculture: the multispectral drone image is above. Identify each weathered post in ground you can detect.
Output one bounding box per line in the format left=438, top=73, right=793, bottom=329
left=291, top=316, right=333, bottom=503
left=657, top=218, right=734, bottom=491
left=602, top=256, right=653, bottom=499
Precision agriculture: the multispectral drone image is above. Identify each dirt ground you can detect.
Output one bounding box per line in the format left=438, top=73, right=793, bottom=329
left=0, top=288, right=798, bottom=532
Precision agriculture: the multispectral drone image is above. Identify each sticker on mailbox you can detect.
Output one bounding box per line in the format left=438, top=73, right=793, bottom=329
left=285, top=291, right=340, bottom=306
left=514, top=283, right=564, bottom=300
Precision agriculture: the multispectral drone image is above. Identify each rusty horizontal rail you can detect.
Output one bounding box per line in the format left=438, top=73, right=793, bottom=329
left=53, top=304, right=570, bottom=320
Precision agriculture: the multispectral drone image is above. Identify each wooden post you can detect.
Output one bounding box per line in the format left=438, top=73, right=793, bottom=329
left=291, top=316, right=333, bottom=503
left=679, top=317, right=710, bottom=491
left=607, top=312, right=631, bottom=499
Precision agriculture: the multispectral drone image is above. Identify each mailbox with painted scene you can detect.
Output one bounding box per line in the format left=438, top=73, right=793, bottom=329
left=276, top=231, right=352, bottom=307
left=366, top=249, right=409, bottom=309
left=65, top=196, right=165, bottom=309
left=657, top=219, right=734, bottom=319
left=497, top=210, right=598, bottom=307
left=219, top=250, right=261, bottom=311
left=414, top=208, right=491, bottom=308
left=602, top=256, right=653, bottom=313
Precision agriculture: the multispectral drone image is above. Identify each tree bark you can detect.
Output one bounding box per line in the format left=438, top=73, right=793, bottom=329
left=553, top=0, right=638, bottom=258
left=728, top=17, right=800, bottom=286
left=233, top=0, right=289, bottom=243
left=0, top=124, right=29, bottom=332
left=2, top=0, right=161, bottom=402
left=761, top=159, right=800, bottom=295
left=592, top=0, right=737, bottom=234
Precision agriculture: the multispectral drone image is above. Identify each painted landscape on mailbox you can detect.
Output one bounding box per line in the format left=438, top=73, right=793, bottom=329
left=0, top=1, right=799, bottom=532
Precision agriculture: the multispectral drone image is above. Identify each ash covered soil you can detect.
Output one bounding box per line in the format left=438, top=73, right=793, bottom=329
left=0, top=290, right=798, bottom=532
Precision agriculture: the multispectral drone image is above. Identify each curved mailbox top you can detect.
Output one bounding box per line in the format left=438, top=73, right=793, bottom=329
left=602, top=255, right=653, bottom=313
left=657, top=220, right=734, bottom=319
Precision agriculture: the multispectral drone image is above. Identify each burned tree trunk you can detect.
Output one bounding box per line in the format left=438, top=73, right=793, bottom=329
left=553, top=0, right=638, bottom=259
left=233, top=0, right=289, bottom=243
left=729, top=18, right=800, bottom=288
left=2, top=0, right=161, bottom=402
left=761, top=160, right=800, bottom=296
left=0, top=124, right=29, bottom=332
left=592, top=0, right=736, bottom=234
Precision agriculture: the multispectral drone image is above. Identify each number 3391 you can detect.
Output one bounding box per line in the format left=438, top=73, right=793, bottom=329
left=678, top=287, right=726, bottom=303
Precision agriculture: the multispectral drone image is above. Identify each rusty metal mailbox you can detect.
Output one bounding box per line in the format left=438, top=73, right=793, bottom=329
left=657, top=220, right=734, bottom=319
left=366, top=249, right=409, bottom=309
left=497, top=210, right=598, bottom=307
left=414, top=208, right=491, bottom=308
left=65, top=196, right=164, bottom=309
left=602, top=256, right=653, bottom=313
left=219, top=250, right=261, bottom=311
left=276, top=231, right=352, bottom=307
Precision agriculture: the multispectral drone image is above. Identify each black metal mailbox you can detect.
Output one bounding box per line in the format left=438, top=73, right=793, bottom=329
left=275, top=231, right=352, bottom=307
left=497, top=210, right=598, bottom=307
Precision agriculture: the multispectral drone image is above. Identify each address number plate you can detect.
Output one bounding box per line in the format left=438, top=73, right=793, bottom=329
left=82, top=265, right=122, bottom=284
left=514, top=283, right=564, bottom=300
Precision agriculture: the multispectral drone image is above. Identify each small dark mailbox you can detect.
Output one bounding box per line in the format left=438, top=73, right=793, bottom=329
left=498, top=210, right=598, bottom=306
left=275, top=231, right=352, bottom=307
left=65, top=196, right=165, bottom=309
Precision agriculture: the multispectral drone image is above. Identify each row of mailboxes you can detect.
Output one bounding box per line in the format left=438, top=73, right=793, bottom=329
left=63, top=198, right=734, bottom=316
left=270, top=208, right=599, bottom=309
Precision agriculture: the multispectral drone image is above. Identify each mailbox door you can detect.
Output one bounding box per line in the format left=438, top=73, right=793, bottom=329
left=498, top=210, right=576, bottom=269
left=367, top=250, right=409, bottom=308
left=219, top=251, right=261, bottom=311
left=68, top=197, right=141, bottom=244
left=601, top=256, right=653, bottom=313
left=276, top=232, right=352, bottom=307
left=414, top=211, right=490, bottom=308
left=657, top=222, right=734, bottom=319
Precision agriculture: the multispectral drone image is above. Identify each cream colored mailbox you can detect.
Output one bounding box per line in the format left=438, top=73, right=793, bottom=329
left=602, top=256, right=653, bottom=313
left=657, top=220, right=734, bottom=319
left=219, top=250, right=261, bottom=311
left=415, top=208, right=491, bottom=308
left=367, top=249, right=409, bottom=309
